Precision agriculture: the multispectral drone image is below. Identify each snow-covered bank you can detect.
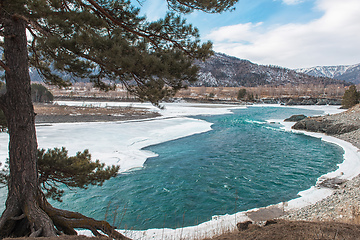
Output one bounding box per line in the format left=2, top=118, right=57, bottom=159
left=253, top=103, right=344, bottom=115
left=278, top=106, right=360, bottom=213
left=278, top=122, right=360, bottom=210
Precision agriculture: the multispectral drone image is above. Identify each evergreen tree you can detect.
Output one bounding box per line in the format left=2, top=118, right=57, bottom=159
left=31, top=84, right=54, bottom=103
left=237, top=88, right=247, bottom=100
left=342, top=85, right=359, bottom=109
left=0, top=0, right=238, bottom=238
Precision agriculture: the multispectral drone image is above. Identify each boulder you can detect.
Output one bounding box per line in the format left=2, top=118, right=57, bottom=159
left=293, top=118, right=360, bottom=135
left=284, top=114, right=307, bottom=122
left=237, top=221, right=253, bottom=231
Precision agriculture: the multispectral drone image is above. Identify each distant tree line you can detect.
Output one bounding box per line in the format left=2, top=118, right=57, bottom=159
left=177, top=84, right=347, bottom=101
left=236, top=88, right=257, bottom=101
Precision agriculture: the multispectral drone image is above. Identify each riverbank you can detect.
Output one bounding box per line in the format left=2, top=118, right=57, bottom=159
left=34, top=103, right=161, bottom=123
left=292, top=104, right=360, bottom=149
left=281, top=104, right=360, bottom=222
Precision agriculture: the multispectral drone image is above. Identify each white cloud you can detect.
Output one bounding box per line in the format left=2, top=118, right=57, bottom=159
left=208, top=22, right=263, bottom=43
left=207, top=0, right=360, bottom=68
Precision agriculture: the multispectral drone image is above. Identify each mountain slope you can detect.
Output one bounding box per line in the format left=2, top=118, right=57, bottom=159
left=296, top=63, right=360, bottom=84
left=194, top=53, right=346, bottom=87
left=28, top=52, right=349, bottom=87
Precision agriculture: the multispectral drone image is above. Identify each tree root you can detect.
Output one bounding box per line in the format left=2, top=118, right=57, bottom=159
left=10, top=213, right=26, bottom=221
left=24, top=200, right=57, bottom=237
left=0, top=197, right=23, bottom=238
left=42, top=200, right=131, bottom=240
left=0, top=195, right=131, bottom=239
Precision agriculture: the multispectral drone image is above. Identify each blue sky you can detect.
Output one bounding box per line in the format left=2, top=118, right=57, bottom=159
left=135, top=0, right=360, bottom=69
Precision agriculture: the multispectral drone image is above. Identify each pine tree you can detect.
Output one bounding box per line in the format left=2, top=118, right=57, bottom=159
left=237, top=88, right=247, bottom=100
left=31, top=84, right=54, bottom=103
left=342, top=85, right=359, bottom=109
left=0, top=0, right=239, bottom=238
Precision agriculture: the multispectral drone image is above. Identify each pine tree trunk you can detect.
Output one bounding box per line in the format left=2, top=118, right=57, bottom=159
left=0, top=14, right=57, bottom=237
left=0, top=15, right=129, bottom=239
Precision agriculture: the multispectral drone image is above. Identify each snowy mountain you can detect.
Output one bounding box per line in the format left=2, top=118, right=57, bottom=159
left=296, top=63, right=360, bottom=84
left=193, top=53, right=347, bottom=87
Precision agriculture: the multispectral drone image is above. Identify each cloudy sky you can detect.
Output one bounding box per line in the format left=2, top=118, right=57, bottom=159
left=137, top=0, right=360, bottom=69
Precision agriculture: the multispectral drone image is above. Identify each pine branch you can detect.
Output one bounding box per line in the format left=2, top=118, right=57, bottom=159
left=76, top=51, right=126, bottom=77
left=12, top=14, right=50, bottom=37
left=85, top=0, right=157, bottom=45
left=84, top=0, right=193, bottom=55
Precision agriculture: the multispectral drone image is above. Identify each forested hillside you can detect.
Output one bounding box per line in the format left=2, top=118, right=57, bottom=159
left=194, top=53, right=348, bottom=87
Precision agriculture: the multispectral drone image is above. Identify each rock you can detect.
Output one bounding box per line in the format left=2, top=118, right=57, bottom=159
left=301, top=99, right=316, bottom=105
left=316, top=99, right=328, bottom=105
left=292, top=117, right=332, bottom=133
left=317, top=177, right=347, bottom=189
left=284, top=114, right=307, bottom=122
left=285, top=99, right=298, bottom=105
left=237, top=221, right=253, bottom=231
left=328, top=99, right=342, bottom=105
left=292, top=117, right=360, bottom=135
left=264, top=219, right=278, bottom=226
left=326, top=123, right=360, bottom=135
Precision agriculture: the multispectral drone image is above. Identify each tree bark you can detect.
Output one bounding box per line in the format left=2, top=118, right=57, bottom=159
left=0, top=14, right=130, bottom=239
left=0, top=13, right=57, bottom=237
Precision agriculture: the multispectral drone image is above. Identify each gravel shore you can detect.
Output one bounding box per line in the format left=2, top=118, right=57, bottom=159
left=282, top=104, right=360, bottom=224
left=282, top=174, right=360, bottom=223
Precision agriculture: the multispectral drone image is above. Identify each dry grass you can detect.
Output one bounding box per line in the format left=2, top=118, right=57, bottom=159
left=34, top=103, right=150, bottom=116
left=206, top=220, right=360, bottom=240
